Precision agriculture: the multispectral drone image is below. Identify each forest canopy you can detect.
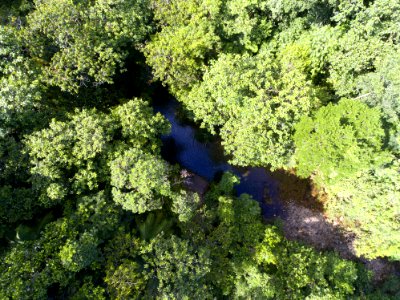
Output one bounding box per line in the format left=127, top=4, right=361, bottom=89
left=145, top=0, right=400, bottom=261
left=0, top=0, right=399, bottom=299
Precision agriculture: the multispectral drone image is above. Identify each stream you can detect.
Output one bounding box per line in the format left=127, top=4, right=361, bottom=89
left=154, top=98, right=284, bottom=219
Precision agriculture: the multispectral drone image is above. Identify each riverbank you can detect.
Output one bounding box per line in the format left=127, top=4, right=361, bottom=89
left=272, top=169, right=398, bottom=282
left=154, top=95, right=398, bottom=283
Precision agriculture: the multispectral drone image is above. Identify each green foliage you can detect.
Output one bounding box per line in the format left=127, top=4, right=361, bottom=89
left=141, top=234, right=212, bottom=299
left=184, top=50, right=276, bottom=131
left=15, top=212, right=54, bottom=242
left=0, top=191, right=121, bottom=299
left=1, top=1, right=400, bottom=298
left=110, top=148, right=172, bottom=213
left=0, top=135, right=39, bottom=228
left=247, top=227, right=360, bottom=299
left=185, top=43, right=319, bottom=169
left=266, top=0, right=326, bottom=22
left=221, top=0, right=272, bottom=52
left=23, top=0, right=152, bottom=92
left=105, top=259, right=146, bottom=299
left=0, top=25, right=21, bottom=75
left=101, top=173, right=369, bottom=299
left=0, top=186, right=35, bottom=224
left=325, top=161, right=400, bottom=260
left=371, top=275, right=400, bottom=299
left=171, top=190, right=201, bottom=222
left=182, top=173, right=362, bottom=299
left=26, top=98, right=169, bottom=206
left=206, top=193, right=266, bottom=297
left=144, top=0, right=221, bottom=95
left=294, top=97, right=399, bottom=259
left=0, top=25, right=48, bottom=133
left=104, top=231, right=212, bottom=299
left=326, top=0, right=400, bottom=98
left=0, top=0, right=33, bottom=20
left=327, top=32, right=391, bottom=97
left=70, top=278, right=106, bottom=300
left=128, top=1, right=400, bottom=269
left=103, top=234, right=143, bottom=300
left=356, top=48, right=400, bottom=154
left=347, top=0, right=400, bottom=43
left=26, top=108, right=115, bottom=205
left=111, top=99, right=171, bottom=150
left=137, top=212, right=173, bottom=241
left=294, top=99, right=387, bottom=184
left=60, top=230, right=100, bottom=272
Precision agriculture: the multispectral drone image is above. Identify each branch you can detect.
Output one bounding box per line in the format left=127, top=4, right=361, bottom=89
left=353, top=93, right=372, bottom=100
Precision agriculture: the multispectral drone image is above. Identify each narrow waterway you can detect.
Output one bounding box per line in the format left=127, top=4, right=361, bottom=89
left=154, top=97, right=283, bottom=219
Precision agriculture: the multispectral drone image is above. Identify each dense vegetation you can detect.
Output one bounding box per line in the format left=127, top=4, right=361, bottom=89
left=144, top=0, right=400, bottom=261
left=0, top=0, right=399, bottom=299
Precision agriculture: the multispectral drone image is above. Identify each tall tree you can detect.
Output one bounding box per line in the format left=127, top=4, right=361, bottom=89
left=23, top=0, right=152, bottom=92
left=144, top=0, right=221, bottom=95
left=294, top=98, right=387, bottom=184
left=25, top=99, right=170, bottom=207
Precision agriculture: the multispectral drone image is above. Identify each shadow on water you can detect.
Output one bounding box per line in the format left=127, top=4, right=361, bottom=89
left=153, top=96, right=283, bottom=219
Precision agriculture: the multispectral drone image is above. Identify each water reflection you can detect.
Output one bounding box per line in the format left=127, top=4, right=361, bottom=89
left=154, top=98, right=283, bottom=219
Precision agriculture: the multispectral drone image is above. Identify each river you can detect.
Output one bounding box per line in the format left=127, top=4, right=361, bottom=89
left=153, top=97, right=284, bottom=219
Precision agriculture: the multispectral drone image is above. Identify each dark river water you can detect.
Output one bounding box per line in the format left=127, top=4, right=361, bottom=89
left=154, top=98, right=283, bottom=219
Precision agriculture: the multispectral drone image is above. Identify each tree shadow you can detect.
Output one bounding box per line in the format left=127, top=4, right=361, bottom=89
left=272, top=169, right=357, bottom=259
left=271, top=169, right=399, bottom=282
left=281, top=201, right=357, bottom=260
left=272, top=169, right=325, bottom=212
